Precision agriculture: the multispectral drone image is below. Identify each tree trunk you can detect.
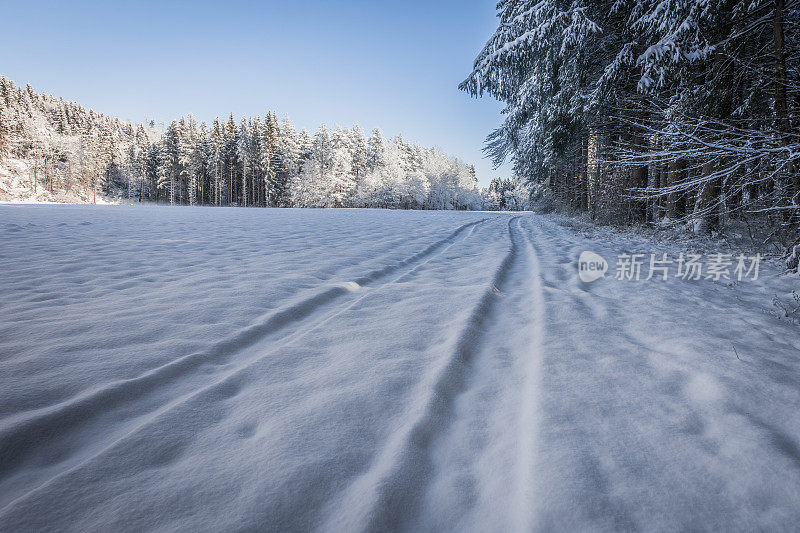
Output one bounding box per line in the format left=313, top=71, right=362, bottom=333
left=774, top=0, right=789, bottom=135
left=773, top=0, right=797, bottom=198
left=646, top=135, right=660, bottom=223
left=665, top=159, right=683, bottom=220
left=693, top=161, right=719, bottom=233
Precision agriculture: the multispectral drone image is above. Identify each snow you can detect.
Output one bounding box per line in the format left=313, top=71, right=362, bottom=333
left=0, top=159, right=108, bottom=205
left=1, top=205, right=799, bottom=531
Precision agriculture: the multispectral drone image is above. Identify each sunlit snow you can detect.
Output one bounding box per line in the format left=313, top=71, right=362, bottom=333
left=1, top=205, right=799, bottom=531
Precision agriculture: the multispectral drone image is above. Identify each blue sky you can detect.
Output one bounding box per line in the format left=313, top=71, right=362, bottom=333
left=1, top=0, right=511, bottom=186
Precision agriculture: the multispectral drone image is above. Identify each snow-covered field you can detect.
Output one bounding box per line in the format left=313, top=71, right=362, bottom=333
left=1, top=205, right=799, bottom=531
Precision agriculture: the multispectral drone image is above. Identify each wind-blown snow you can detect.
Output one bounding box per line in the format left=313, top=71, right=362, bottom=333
left=1, top=205, right=799, bottom=531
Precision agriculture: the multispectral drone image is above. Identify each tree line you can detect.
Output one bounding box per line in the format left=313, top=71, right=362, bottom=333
left=462, top=0, right=800, bottom=239
left=0, top=77, right=486, bottom=210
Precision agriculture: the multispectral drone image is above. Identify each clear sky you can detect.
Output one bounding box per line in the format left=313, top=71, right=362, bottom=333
left=0, top=0, right=512, bottom=186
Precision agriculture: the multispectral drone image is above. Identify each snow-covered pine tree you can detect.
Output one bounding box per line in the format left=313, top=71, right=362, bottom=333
left=249, top=116, right=263, bottom=206
left=367, top=128, right=386, bottom=172
left=195, top=122, right=212, bottom=205
left=209, top=118, right=224, bottom=206
left=349, top=125, right=368, bottom=187
left=162, top=121, right=180, bottom=205
left=260, top=112, right=279, bottom=207
left=237, top=118, right=250, bottom=207
left=177, top=117, right=195, bottom=205
left=224, top=114, right=238, bottom=205
left=134, top=124, right=149, bottom=201
left=274, top=117, right=300, bottom=207
left=329, top=127, right=356, bottom=207
left=0, top=106, right=9, bottom=164
left=144, top=143, right=160, bottom=202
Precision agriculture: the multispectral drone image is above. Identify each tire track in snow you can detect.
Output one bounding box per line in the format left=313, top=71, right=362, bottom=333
left=509, top=216, right=546, bottom=533
left=0, top=217, right=491, bottom=513
left=320, top=216, right=546, bottom=532
left=419, top=216, right=546, bottom=532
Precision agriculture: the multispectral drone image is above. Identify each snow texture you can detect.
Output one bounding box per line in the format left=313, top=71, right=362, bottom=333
left=1, top=205, right=799, bottom=531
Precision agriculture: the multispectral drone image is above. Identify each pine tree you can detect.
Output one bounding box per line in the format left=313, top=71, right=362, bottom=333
left=349, top=125, right=368, bottom=183
left=274, top=116, right=300, bottom=206
left=145, top=143, right=160, bottom=202
left=135, top=125, right=149, bottom=201
left=261, top=112, right=280, bottom=206
left=250, top=116, right=263, bottom=206
left=195, top=122, right=210, bottom=205
left=237, top=118, right=250, bottom=207
left=329, top=127, right=356, bottom=207
left=162, top=121, right=180, bottom=205
left=209, top=118, right=224, bottom=206
left=0, top=106, right=9, bottom=164
left=178, top=117, right=194, bottom=205
left=367, top=128, right=386, bottom=171
left=225, top=114, right=238, bottom=205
